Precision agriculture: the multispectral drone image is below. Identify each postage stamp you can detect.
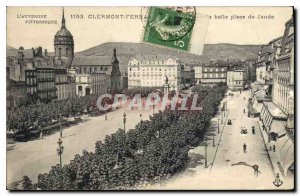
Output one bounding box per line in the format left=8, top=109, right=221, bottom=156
left=143, top=7, right=196, bottom=52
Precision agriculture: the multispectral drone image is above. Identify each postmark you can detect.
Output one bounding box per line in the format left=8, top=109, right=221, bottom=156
left=143, top=7, right=196, bottom=52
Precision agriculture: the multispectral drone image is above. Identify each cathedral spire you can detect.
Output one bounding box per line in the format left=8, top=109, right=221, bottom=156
left=61, top=7, right=66, bottom=29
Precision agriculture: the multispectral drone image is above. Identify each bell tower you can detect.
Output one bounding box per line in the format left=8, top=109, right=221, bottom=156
left=54, top=7, right=74, bottom=67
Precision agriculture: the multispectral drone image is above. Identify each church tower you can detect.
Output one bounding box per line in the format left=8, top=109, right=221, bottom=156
left=111, top=48, right=121, bottom=94
left=54, top=8, right=74, bottom=67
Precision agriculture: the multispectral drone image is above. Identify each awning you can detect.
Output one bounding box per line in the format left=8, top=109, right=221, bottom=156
left=277, top=129, right=287, bottom=139
left=277, top=135, right=294, bottom=176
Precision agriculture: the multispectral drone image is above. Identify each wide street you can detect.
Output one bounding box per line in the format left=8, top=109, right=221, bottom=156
left=6, top=98, right=156, bottom=187
left=148, top=89, right=291, bottom=190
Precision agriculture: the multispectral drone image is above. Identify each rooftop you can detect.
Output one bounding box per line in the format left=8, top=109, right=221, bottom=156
left=254, top=89, right=271, bottom=102
left=263, top=102, right=287, bottom=119
left=71, top=56, right=112, bottom=66
left=130, top=54, right=179, bottom=61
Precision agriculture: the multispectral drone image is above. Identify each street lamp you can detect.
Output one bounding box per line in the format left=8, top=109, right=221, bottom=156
left=152, top=104, right=155, bottom=115
left=202, top=142, right=208, bottom=168
left=218, top=117, right=220, bottom=134
left=59, top=113, right=63, bottom=138
left=221, top=109, right=224, bottom=124
left=123, top=113, right=127, bottom=131
left=212, top=128, right=215, bottom=147
left=57, top=138, right=64, bottom=170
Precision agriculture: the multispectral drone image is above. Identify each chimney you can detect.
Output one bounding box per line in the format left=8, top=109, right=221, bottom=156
left=44, top=49, right=48, bottom=57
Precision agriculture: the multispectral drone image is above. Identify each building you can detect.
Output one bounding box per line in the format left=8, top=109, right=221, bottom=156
left=7, top=66, right=27, bottom=108
left=127, top=55, right=182, bottom=91
left=54, top=8, right=74, bottom=68
left=259, top=17, right=294, bottom=179
left=255, top=45, right=271, bottom=85
left=55, top=67, right=76, bottom=100
left=36, top=66, right=56, bottom=103
left=245, top=60, right=256, bottom=83
left=71, top=51, right=120, bottom=96
left=251, top=89, right=272, bottom=114
left=227, top=64, right=247, bottom=90
left=200, top=62, right=227, bottom=84
left=75, top=73, right=108, bottom=96
left=194, top=64, right=203, bottom=84
left=273, top=18, right=294, bottom=116
left=25, top=68, right=38, bottom=104
left=6, top=47, right=37, bottom=82
left=183, top=64, right=195, bottom=85
left=25, top=65, right=57, bottom=104
left=71, top=55, right=112, bottom=97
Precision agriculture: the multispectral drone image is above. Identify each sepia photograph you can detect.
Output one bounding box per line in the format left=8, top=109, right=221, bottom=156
left=5, top=6, right=295, bottom=191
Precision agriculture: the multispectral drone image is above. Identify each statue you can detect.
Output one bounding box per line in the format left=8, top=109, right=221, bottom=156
left=32, top=47, right=36, bottom=57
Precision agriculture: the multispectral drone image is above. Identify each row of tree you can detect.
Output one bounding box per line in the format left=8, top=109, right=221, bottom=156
left=7, top=94, right=101, bottom=136
left=21, top=83, right=227, bottom=190
left=122, top=87, right=164, bottom=98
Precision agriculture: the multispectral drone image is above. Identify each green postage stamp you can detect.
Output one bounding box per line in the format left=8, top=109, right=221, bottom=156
left=143, top=7, right=198, bottom=52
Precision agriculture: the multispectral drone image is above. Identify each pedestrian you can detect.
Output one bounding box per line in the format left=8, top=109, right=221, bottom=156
left=243, top=108, right=245, bottom=113
left=273, top=145, right=276, bottom=152
left=253, top=164, right=260, bottom=177
left=252, top=126, right=255, bottom=134
left=105, top=114, right=107, bottom=121
left=269, top=146, right=272, bottom=151
left=243, top=143, right=247, bottom=153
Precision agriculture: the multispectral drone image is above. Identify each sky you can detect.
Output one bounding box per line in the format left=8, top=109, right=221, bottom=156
left=7, top=6, right=293, bottom=53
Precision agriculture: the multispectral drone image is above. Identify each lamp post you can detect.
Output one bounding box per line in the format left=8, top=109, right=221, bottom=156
left=57, top=138, right=64, bottom=170
left=204, top=142, right=208, bottom=168
left=221, top=109, right=224, bottom=124
left=123, top=113, right=126, bottom=131
left=212, top=128, right=215, bottom=147
left=152, top=104, right=155, bottom=115
left=59, top=113, right=62, bottom=138
left=218, top=117, right=220, bottom=134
